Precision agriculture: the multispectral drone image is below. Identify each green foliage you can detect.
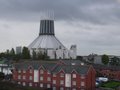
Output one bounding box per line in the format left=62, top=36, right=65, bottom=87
left=101, top=81, right=120, bottom=89
left=102, top=54, right=109, bottom=65
left=0, top=72, right=4, bottom=80
left=10, top=48, right=15, bottom=59
left=22, top=47, right=31, bottom=59
left=37, top=51, right=49, bottom=60
left=110, top=56, right=120, bottom=66
left=32, top=50, right=37, bottom=60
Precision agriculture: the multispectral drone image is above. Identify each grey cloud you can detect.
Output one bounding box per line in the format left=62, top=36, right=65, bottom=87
left=0, top=0, right=119, bottom=25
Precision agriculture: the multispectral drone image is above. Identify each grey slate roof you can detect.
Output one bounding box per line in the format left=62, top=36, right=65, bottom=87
left=60, top=60, right=84, bottom=65
left=52, top=65, right=90, bottom=74
left=14, top=60, right=91, bottom=74
left=14, top=61, right=57, bottom=71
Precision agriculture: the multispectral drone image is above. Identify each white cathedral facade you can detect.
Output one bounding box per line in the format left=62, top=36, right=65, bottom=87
left=28, top=19, right=77, bottom=59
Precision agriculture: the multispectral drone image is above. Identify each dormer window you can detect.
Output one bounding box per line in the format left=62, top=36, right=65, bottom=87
left=53, top=74, right=56, bottom=77
left=18, top=70, right=21, bottom=73
left=47, top=71, right=51, bottom=74
left=23, top=70, right=26, bottom=73
left=60, top=73, right=64, bottom=77
left=30, top=69, right=32, bottom=73
left=40, top=69, right=44, bottom=74
left=81, top=75, right=85, bottom=79
left=73, top=74, right=76, bottom=78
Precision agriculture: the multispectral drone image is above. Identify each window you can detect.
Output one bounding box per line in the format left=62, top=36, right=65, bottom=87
left=40, top=76, right=43, bottom=81
left=60, top=87, right=64, bottom=90
left=81, top=82, right=85, bottom=86
left=18, top=75, right=21, bottom=79
left=53, top=74, right=56, bottom=77
left=40, top=83, right=43, bottom=87
left=23, top=76, right=26, bottom=80
left=23, top=82, right=26, bottom=86
left=40, top=69, right=44, bottom=74
left=60, top=80, right=64, bottom=85
left=29, top=76, right=32, bottom=80
left=18, top=70, right=21, bottom=73
left=73, top=74, right=76, bottom=78
left=47, top=71, right=51, bottom=74
left=47, top=77, right=51, bottom=81
left=53, top=80, right=56, bottom=84
left=47, top=84, right=51, bottom=88
left=30, top=69, right=32, bottom=73
left=53, top=87, right=56, bottom=90
left=29, top=83, right=32, bottom=86
left=72, top=88, right=76, bottom=90
left=81, top=75, right=85, bottom=79
left=72, top=81, right=76, bottom=86
left=23, top=70, right=26, bottom=73
left=18, top=82, right=21, bottom=85
left=81, top=89, right=85, bottom=90
left=60, top=73, right=64, bottom=77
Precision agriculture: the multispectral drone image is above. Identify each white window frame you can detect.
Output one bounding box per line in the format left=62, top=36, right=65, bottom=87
left=53, top=80, right=56, bottom=84
left=47, top=71, right=51, bottom=74
left=40, top=69, right=44, bottom=74
left=29, top=76, right=32, bottom=80
left=40, top=83, right=43, bottom=87
left=47, top=84, right=51, bottom=88
left=81, top=81, right=85, bottom=86
left=53, top=87, right=56, bottom=90
left=81, top=75, right=85, bottom=79
left=47, top=77, right=51, bottom=81
left=18, top=82, right=21, bottom=85
left=72, top=88, right=76, bottom=90
left=60, top=73, right=64, bottom=77
left=60, top=87, right=64, bottom=90
left=18, top=70, right=21, bottom=73
left=18, top=75, right=21, bottom=79
left=72, top=81, right=76, bottom=86
left=23, top=70, right=26, bottom=73
left=60, top=80, right=64, bottom=85
left=30, top=69, right=32, bottom=73
left=53, top=74, right=56, bottom=77
left=23, top=76, right=26, bottom=80
left=29, top=83, right=32, bottom=86
left=23, top=82, right=26, bottom=86
left=73, top=74, right=76, bottom=78
left=40, top=76, right=43, bottom=81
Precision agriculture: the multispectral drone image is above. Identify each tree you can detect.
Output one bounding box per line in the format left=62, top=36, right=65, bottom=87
left=32, top=50, right=37, bottom=60
left=37, top=51, right=49, bottom=60
left=110, top=56, right=120, bottom=66
left=22, top=47, right=31, bottom=59
left=102, top=54, right=109, bottom=65
left=10, top=48, right=15, bottom=59
left=0, top=72, right=4, bottom=81
left=10, top=48, right=15, bottom=55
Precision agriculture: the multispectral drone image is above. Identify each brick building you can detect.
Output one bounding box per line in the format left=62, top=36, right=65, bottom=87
left=93, top=64, right=120, bottom=80
left=13, top=60, right=96, bottom=90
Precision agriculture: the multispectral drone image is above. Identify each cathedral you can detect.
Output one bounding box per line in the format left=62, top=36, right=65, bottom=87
left=28, top=19, right=77, bottom=59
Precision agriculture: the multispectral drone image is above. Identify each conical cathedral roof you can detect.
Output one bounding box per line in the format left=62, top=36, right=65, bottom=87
left=28, top=19, right=66, bottom=49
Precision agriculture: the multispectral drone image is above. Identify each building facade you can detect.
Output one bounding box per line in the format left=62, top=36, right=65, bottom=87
left=13, top=60, right=96, bottom=90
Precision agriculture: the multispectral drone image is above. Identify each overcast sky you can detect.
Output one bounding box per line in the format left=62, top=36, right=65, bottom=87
left=0, top=0, right=120, bottom=55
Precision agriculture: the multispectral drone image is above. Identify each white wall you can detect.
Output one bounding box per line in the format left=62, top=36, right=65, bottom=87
left=65, top=74, right=71, bottom=87
left=34, top=70, right=39, bottom=82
